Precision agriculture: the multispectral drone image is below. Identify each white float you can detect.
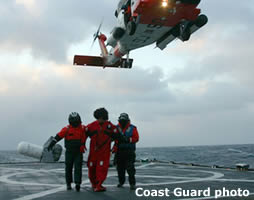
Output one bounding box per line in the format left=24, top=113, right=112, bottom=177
left=17, top=137, right=63, bottom=162
left=17, top=142, right=43, bottom=160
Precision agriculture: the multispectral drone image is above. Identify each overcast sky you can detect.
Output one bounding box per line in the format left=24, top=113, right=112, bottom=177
left=0, top=0, right=254, bottom=150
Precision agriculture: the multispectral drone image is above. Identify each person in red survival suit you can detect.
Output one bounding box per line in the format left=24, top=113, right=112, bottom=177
left=85, top=107, right=121, bottom=192
left=112, top=113, right=139, bottom=190
left=48, top=112, right=87, bottom=192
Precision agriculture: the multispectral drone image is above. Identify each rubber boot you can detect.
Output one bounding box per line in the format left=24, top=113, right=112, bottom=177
left=75, top=184, right=80, bottom=192
left=66, top=183, right=72, bottom=190
left=94, top=181, right=106, bottom=192
left=130, top=184, right=136, bottom=190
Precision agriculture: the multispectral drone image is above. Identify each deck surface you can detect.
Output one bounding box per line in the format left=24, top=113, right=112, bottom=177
left=0, top=162, right=253, bottom=200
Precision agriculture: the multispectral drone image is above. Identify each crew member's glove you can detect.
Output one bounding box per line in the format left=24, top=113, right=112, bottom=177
left=47, top=140, right=57, bottom=151
left=80, top=145, right=87, bottom=153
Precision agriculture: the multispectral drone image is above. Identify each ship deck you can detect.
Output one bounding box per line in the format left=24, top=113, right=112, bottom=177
left=0, top=162, right=253, bottom=200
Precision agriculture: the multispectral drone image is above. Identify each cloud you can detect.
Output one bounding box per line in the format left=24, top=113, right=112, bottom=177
left=1, top=0, right=254, bottom=150
left=0, top=0, right=117, bottom=62
left=1, top=59, right=254, bottom=149
left=15, top=0, right=38, bottom=15
left=0, top=62, right=176, bottom=149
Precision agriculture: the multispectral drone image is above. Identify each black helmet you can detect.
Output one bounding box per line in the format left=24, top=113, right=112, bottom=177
left=118, top=113, right=130, bottom=121
left=93, top=108, right=108, bottom=120
left=68, top=112, right=81, bottom=127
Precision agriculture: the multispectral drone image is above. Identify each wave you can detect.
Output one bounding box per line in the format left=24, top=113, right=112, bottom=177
left=227, top=148, right=243, bottom=153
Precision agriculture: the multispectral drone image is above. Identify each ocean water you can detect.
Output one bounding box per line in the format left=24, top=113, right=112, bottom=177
left=136, top=144, right=254, bottom=168
left=0, top=144, right=253, bottom=168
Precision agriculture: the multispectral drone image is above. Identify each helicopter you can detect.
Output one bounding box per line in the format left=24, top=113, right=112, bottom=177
left=73, top=0, right=208, bottom=69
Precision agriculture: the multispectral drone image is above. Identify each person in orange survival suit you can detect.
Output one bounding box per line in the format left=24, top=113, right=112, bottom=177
left=48, top=112, right=87, bottom=192
left=85, top=107, right=122, bottom=192
left=112, top=113, right=139, bottom=190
